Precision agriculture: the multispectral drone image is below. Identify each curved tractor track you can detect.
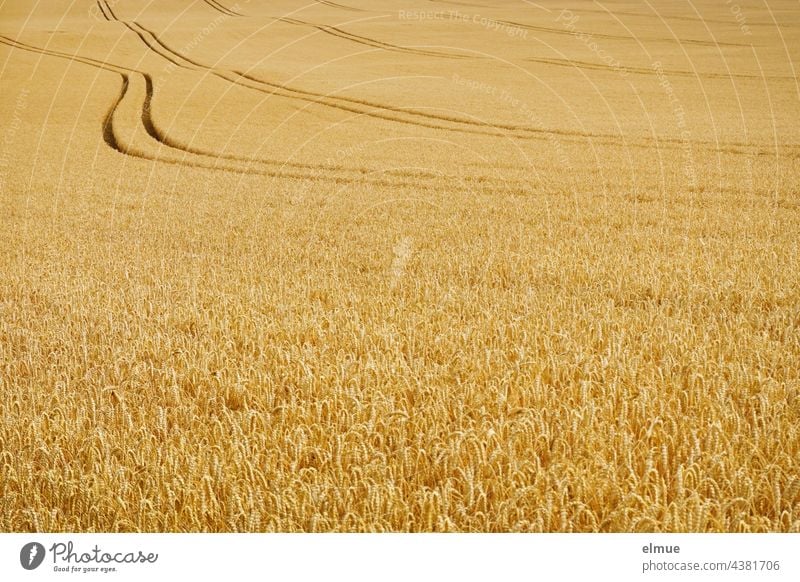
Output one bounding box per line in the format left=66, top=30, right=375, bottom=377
left=202, top=0, right=244, bottom=18
left=97, top=1, right=604, bottom=146
left=316, top=1, right=367, bottom=13
left=96, top=0, right=790, bottom=157
left=275, top=16, right=478, bottom=60
left=7, top=0, right=791, bottom=185
left=0, top=36, right=434, bottom=186
left=0, top=35, right=535, bottom=192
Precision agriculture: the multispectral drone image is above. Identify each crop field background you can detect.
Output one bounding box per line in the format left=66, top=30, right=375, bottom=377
left=1, top=0, right=799, bottom=532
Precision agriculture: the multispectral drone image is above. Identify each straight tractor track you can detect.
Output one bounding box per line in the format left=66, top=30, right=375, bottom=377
left=524, top=56, right=795, bottom=80
left=497, top=19, right=752, bottom=48
left=276, top=16, right=477, bottom=60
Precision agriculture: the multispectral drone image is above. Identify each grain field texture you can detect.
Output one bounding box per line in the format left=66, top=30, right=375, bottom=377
left=1, top=0, right=799, bottom=532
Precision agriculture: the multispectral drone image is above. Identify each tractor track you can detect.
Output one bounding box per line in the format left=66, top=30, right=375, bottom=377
left=202, top=0, right=243, bottom=18
left=6, top=0, right=793, bottom=180
left=496, top=19, right=752, bottom=48
left=316, top=1, right=366, bottom=13
left=276, top=16, right=477, bottom=60
left=571, top=7, right=791, bottom=27
left=104, top=6, right=794, bottom=157
left=524, top=56, right=795, bottom=80
left=0, top=34, right=536, bottom=191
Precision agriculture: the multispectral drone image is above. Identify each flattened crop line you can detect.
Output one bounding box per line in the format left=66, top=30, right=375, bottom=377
left=0, top=34, right=133, bottom=74
left=317, top=0, right=366, bottom=12
left=116, top=18, right=630, bottom=146
left=120, top=18, right=570, bottom=141
left=99, top=10, right=451, bottom=153
left=99, top=0, right=694, bottom=148
left=102, top=76, right=129, bottom=150
left=203, top=0, right=243, bottom=18
left=93, top=4, right=507, bottom=153
left=497, top=19, right=752, bottom=47
left=140, top=74, right=159, bottom=140
left=429, top=0, right=491, bottom=8
left=0, top=34, right=165, bottom=157
left=276, top=17, right=477, bottom=60
left=524, top=56, right=796, bottom=80
left=573, top=7, right=787, bottom=27
left=122, top=20, right=795, bottom=156
left=0, top=41, right=438, bottom=186
left=93, top=2, right=799, bottom=157
left=100, top=0, right=200, bottom=72
left=0, top=34, right=149, bottom=158
left=96, top=0, right=111, bottom=21
left=0, top=36, right=395, bottom=182
left=1, top=35, right=533, bottom=189
left=130, top=64, right=369, bottom=171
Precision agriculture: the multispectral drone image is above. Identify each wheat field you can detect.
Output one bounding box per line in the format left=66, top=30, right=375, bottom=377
left=1, top=0, right=799, bottom=532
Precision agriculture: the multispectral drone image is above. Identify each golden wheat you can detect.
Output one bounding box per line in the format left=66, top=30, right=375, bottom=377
left=1, top=0, right=799, bottom=532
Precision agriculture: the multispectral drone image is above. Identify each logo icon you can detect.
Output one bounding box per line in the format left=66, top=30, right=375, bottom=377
left=20, top=542, right=46, bottom=570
